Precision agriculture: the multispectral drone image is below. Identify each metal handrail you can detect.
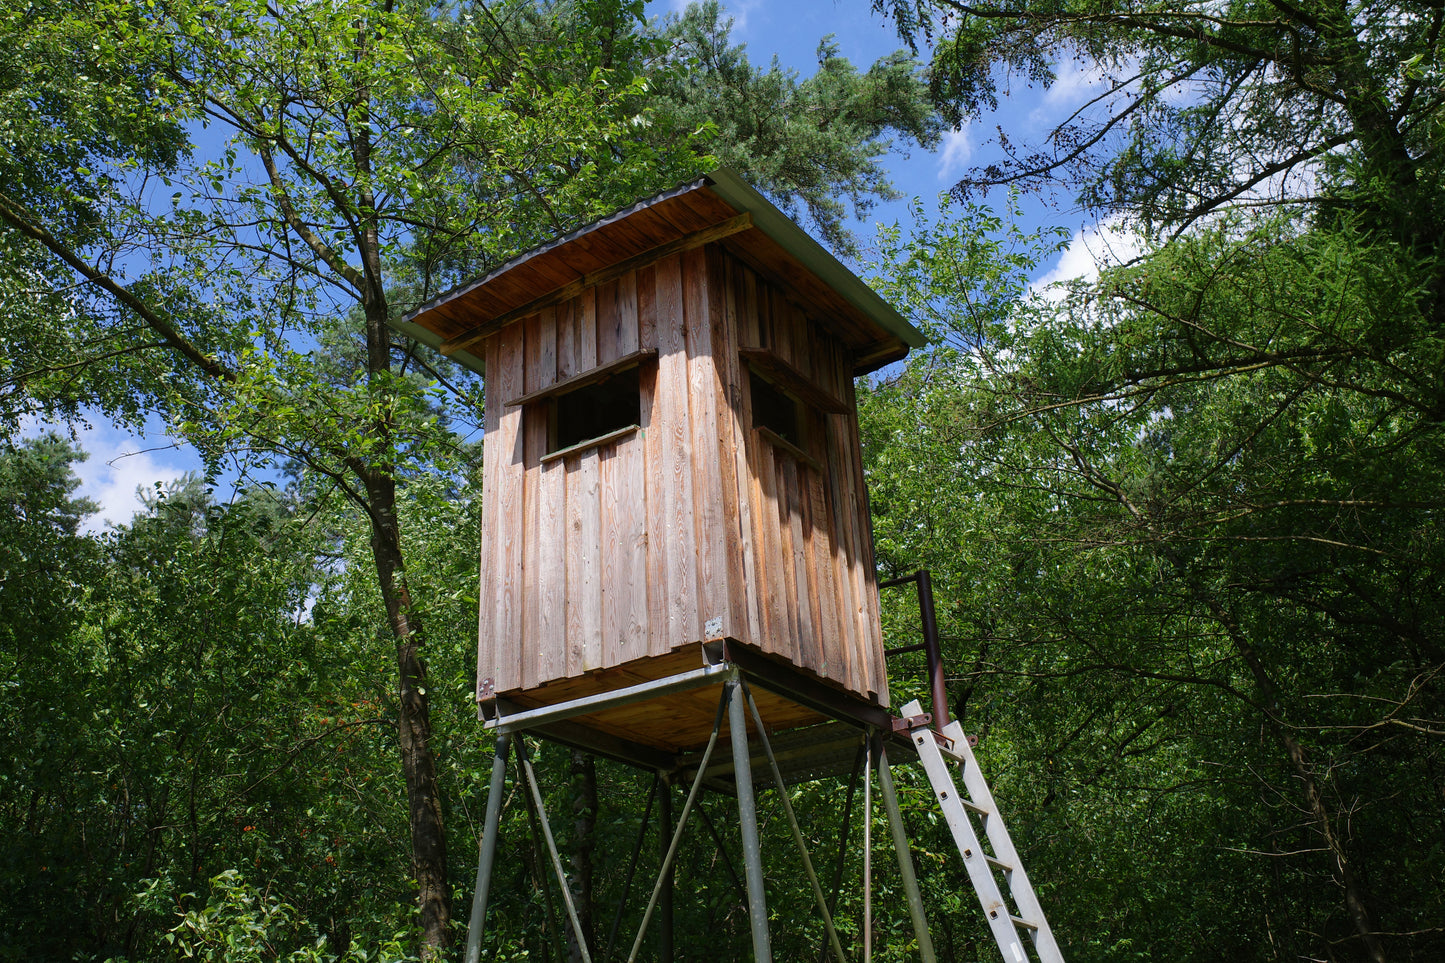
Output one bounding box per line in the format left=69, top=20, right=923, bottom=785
left=878, top=569, right=951, bottom=732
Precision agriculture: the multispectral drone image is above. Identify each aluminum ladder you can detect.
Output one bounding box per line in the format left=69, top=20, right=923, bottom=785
left=899, top=699, right=1065, bottom=963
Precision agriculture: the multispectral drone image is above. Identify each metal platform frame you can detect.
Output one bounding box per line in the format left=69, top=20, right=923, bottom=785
left=462, top=572, right=1064, bottom=963
left=461, top=652, right=952, bottom=963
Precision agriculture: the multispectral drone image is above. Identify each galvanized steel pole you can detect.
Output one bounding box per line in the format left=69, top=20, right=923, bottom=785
left=728, top=681, right=773, bottom=962
left=877, top=737, right=938, bottom=963
left=464, top=732, right=512, bottom=963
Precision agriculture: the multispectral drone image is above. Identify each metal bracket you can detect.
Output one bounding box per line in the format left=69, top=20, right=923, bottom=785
left=478, top=676, right=496, bottom=699
left=892, top=712, right=931, bottom=734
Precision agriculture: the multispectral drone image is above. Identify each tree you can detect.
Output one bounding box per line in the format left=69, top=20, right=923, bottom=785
left=873, top=0, right=1445, bottom=248
left=1, top=1, right=944, bottom=953
left=864, top=189, right=1445, bottom=958
left=653, top=0, right=944, bottom=255
left=855, top=1, right=1445, bottom=957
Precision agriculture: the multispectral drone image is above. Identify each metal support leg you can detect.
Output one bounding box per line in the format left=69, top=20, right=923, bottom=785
left=465, top=732, right=512, bottom=963
left=876, top=738, right=938, bottom=963
left=864, top=733, right=873, bottom=963
left=728, top=681, right=773, bottom=962
left=516, top=738, right=594, bottom=963
left=743, top=684, right=847, bottom=963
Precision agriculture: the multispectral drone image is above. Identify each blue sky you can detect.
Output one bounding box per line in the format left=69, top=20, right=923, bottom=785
left=56, top=0, right=1138, bottom=530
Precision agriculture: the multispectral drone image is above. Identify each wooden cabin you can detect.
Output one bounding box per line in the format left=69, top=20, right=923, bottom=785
left=394, top=170, right=924, bottom=755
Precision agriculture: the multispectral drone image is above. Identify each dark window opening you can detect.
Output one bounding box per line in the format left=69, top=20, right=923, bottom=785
left=550, top=367, right=641, bottom=454
left=751, top=373, right=803, bottom=448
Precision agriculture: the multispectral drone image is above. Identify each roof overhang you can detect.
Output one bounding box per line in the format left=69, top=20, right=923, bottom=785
left=391, top=169, right=925, bottom=376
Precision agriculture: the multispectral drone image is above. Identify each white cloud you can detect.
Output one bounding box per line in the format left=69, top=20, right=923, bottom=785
left=1029, top=59, right=1112, bottom=128
left=936, top=129, right=974, bottom=181
left=72, top=422, right=194, bottom=534
left=1031, top=216, right=1145, bottom=297
left=668, top=0, right=762, bottom=30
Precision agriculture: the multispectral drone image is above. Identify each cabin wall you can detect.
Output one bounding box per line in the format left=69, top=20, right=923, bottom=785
left=477, top=243, right=886, bottom=707
left=477, top=249, right=746, bottom=697
left=717, top=248, right=888, bottom=706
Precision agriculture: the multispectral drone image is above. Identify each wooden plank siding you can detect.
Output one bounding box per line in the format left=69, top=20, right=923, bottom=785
left=473, top=243, right=888, bottom=719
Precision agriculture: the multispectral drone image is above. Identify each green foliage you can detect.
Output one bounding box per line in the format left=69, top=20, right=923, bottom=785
left=158, top=870, right=417, bottom=963
left=875, top=0, right=1445, bottom=243
left=654, top=1, right=943, bottom=255
left=863, top=201, right=1445, bottom=959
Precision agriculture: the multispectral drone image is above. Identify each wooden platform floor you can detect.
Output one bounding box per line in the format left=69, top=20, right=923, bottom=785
left=484, top=640, right=901, bottom=781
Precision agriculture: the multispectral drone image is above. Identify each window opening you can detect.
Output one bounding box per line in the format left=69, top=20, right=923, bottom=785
left=750, top=373, right=803, bottom=448
left=550, top=366, right=641, bottom=454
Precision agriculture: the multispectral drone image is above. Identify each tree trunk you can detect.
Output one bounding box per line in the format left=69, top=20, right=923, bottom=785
left=1201, top=595, right=1387, bottom=963
left=366, top=470, right=451, bottom=959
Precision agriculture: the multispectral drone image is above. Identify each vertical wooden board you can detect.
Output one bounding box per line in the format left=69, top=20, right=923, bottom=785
left=519, top=442, right=540, bottom=692
left=824, top=411, right=865, bottom=697
left=772, top=451, right=804, bottom=660
left=520, top=308, right=557, bottom=689
left=780, top=454, right=821, bottom=678
left=599, top=445, right=625, bottom=666
left=805, top=451, right=844, bottom=691
left=653, top=253, right=700, bottom=649
left=566, top=452, right=603, bottom=674
left=757, top=276, right=777, bottom=357
left=739, top=262, right=761, bottom=350
left=601, top=433, right=648, bottom=666
left=536, top=457, right=566, bottom=687
left=844, top=388, right=887, bottom=703
left=742, top=369, right=779, bottom=652
left=637, top=264, right=658, bottom=351
left=596, top=277, right=621, bottom=365
left=768, top=287, right=793, bottom=366
left=490, top=328, right=526, bottom=693
left=476, top=334, right=502, bottom=694
left=801, top=314, right=824, bottom=387
left=616, top=270, right=640, bottom=357
left=556, top=298, right=577, bottom=380
left=823, top=330, right=846, bottom=408
left=682, top=245, right=729, bottom=636
left=519, top=418, right=542, bottom=688
left=641, top=359, right=671, bottom=657
left=707, top=246, right=753, bottom=646
left=577, top=287, right=598, bottom=371
left=621, top=431, right=649, bottom=657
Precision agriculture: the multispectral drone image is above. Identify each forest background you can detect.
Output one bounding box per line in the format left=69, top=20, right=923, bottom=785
left=1, top=0, right=1440, bottom=961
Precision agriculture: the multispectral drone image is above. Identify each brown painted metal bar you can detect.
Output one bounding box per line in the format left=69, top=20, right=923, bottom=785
left=878, top=569, right=951, bottom=731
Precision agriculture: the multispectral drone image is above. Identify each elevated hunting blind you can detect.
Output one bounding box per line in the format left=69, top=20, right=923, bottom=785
left=395, top=170, right=924, bottom=755
left=396, top=173, right=1068, bottom=963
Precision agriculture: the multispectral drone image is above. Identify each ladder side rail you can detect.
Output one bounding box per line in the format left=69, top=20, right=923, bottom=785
left=905, top=713, right=1031, bottom=963
left=941, top=720, right=1065, bottom=963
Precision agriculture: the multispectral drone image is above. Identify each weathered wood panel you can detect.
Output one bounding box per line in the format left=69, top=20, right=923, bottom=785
left=475, top=241, right=888, bottom=716
left=718, top=250, right=887, bottom=704
left=652, top=253, right=700, bottom=651
left=482, top=326, right=525, bottom=693
left=706, top=245, right=754, bottom=646
left=682, top=245, right=733, bottom=640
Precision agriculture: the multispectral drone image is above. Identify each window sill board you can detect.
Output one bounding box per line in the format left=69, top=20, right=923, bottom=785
left=541, top=424, right=641, bottom=463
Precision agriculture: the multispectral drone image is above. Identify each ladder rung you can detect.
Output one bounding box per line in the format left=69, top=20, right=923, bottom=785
left=985, top=854, right=1014, bottom=873
left=937, top=743, right=969, bottom=765
left=1010, top=915, right=1040, bottom=932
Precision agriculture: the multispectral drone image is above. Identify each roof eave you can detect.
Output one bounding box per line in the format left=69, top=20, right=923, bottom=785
left=703, top=169, right=926, bottom=351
